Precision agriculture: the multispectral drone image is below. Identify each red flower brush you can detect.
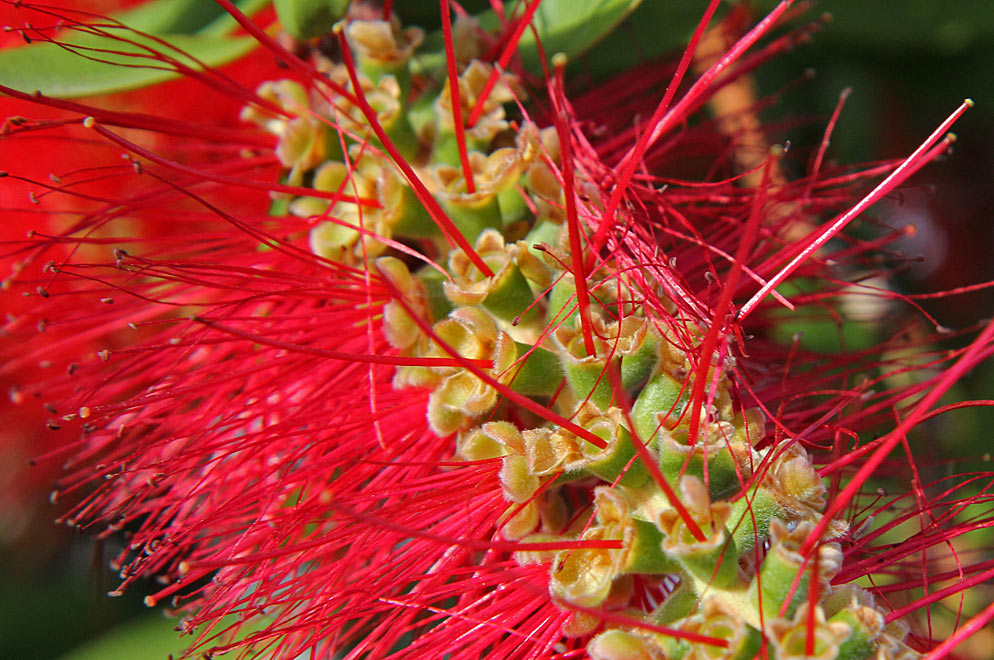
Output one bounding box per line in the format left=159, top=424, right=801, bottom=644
left=2, top=2, right=992, bottom=659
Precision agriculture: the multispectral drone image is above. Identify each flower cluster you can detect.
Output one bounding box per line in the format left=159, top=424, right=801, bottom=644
left=2, top=1, right=994, bottom=659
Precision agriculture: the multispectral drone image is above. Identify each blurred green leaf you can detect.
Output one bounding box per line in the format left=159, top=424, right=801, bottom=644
left=52, top=611, right=271, bottom=660
left=54, top=615, right=185, bottom=660
left=755, top=0, right=994, bottom=55
left=199, top=0, right=273, bottom=37
left=504, top=0, right=644, bottom=72
left=109, top=0, right=233, bottom=35
left=419, top=0, right=644, bottom=75
left=564, top=0, right=708, bottom=78
left=0, top=0, right=267, bottom=98
left=104, top=0, right=268, bottom=36
left=0, top=33, right=256, bottom=98
left=273, top=0, right=350, bottom=40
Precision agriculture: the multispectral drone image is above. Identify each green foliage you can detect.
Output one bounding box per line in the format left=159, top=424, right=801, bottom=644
left=0, top=0, right=267, bottom=98
left=110, top=0, right=267, bottom=35
left=419, top=0, right=645, bottom=75
left=54, top=616, right=186, bottom=660
left=273, top=0, right=350, bottom=40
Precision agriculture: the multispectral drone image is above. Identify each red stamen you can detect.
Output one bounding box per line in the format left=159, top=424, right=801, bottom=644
left=587, top=0, right=784, bottom=269
left=922, top=599, right=994, bottom=660
left=87, top=121, right=380, bottom=207
left=807, top=87, right=851, bottom=186
left=192, top=316, right=493, bottom=369
left=381, top=0, right=394, bottom=20
left=550, top=56, right=597, bottom=358
left=686, top=150, right=773, bottom=447
left=0, top=84, right=273, bottom=146
left=334, top=26, right=494, bottom=277
left=886, top=565, right=994, bottom=625
left=214, top=0, right=360, bottom=105
left=466, top=0, right=543, bottom=128
left=801, top=313, right=994, bottom=557
left=440, top=0, right=476, bottom=194
left=739, top=99, right=973, bottom=321
left=382, top=277, right=609, bottom=450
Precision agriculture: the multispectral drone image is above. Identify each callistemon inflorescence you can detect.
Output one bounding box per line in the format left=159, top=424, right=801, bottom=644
left=235, top=11, right=930, bottom=660
left=3, top=1, right=994, bottom=659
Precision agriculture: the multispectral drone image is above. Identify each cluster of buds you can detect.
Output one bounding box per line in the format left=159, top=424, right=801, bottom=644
left=244, top=11, right=922, bottom=659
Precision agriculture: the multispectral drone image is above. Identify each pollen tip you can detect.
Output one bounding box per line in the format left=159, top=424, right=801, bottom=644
left=144, top=596, right=157, bottom=607
left=552, top=53, right=568, bottom=69
left=332, top=21, right=345, bottom=35
left=964, top=98, right=975, bottom=108
left=79, top=406, right=91, bottom=419
left=82, top=116, right=96, bottom=128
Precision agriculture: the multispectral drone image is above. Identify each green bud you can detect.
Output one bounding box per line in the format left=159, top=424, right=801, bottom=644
left=728, top=486, right=780, bottom=557
left=547, top=273, right=578, bottom=327
left=620, top=330, right=659, bottom=395
left=525, top=218, right=563, bottom=261
left=588, top=630, right=660, bottom=660
left=831, top=608, right=879, bottom=660
left=631, top=372, right=688, bottom=444
left=651, top=579, right=697, bottom=625
left=751, top=520, right=843, bottom=620
left=444, top=230, right=539, bottom=324
left=416, top=267, right=453, bottom=322
left=657, top=477, right=739, bottom=589
left=582, top=422, right=648, bottom=488
left=507, top=343, right=563, bottom=397
left=345, top=20, right=424, bottom=100
left=439, top=193, right=502, bottom=243
left=498, top=185, right=530, bottom=225
left=692, top=599, right=764, bottom=660
left=657, top=426, right=740, bottom=500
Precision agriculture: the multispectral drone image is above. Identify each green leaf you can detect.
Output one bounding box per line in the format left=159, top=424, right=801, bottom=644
left=274, top=0, right=350, bottom=40
left=418, top=0, right=644, bottom=75
left=0, top=0, right=268, bottom=99
left=108, top=0, right=269, bottom=36
left=108, top=0, right=234, bottom=35
left=54, top=611, right=270, bottom=660
left=200, top=0, right=273, bottom=37
left=503, top=0, right=644, bottom=71
left=0, top=32, right=256, bottom=98
left=565, top=0, right=708, bottom=78
left=754, top=0, right=994, bottom=55
left=54, top=615, right=186, bottom=660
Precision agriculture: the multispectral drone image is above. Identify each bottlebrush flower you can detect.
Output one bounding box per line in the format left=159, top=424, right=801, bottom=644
left=2, top=1, right=994, bottom=659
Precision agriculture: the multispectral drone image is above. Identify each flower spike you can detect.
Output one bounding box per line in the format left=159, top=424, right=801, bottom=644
left=1, top=3, right=992, bottom=659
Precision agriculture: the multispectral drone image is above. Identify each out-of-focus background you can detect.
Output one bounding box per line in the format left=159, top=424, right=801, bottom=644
left=2, top=1, right=993, bottom=658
